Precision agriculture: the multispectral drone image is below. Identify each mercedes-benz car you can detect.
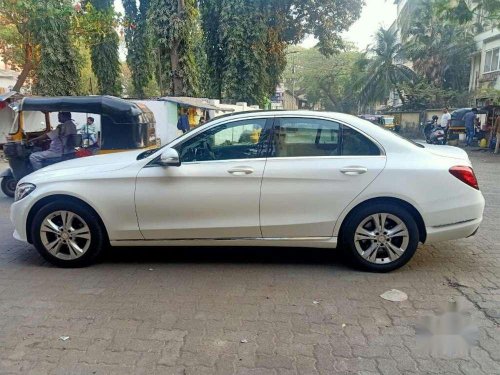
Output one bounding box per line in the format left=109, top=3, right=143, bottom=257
left=10, top=111, right=485, bottom=272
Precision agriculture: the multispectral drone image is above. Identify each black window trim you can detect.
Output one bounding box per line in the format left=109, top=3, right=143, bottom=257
left=268, top=115, right=385, bottom=158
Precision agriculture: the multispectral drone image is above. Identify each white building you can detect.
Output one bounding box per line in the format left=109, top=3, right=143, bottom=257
left=469, top=27, right=500, bottom=104
left=0, top=58, right=18, bottom=94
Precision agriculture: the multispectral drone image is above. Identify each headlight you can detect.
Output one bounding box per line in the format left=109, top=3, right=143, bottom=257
left=15, top=183, right=36, bottom=202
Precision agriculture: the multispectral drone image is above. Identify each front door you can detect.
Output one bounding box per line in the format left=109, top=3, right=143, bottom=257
left=260, top=116, right=386, bottom=238
left=135, top=117, right=271, bottom=240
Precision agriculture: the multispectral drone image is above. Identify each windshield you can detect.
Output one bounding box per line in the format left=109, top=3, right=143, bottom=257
left=8, top=112, right=19, bottom=135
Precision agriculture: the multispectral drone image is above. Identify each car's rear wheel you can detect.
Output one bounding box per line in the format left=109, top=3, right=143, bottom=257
left=343, top=203, right=419, bottom=272
left=31, top=201, right=105, bottom=267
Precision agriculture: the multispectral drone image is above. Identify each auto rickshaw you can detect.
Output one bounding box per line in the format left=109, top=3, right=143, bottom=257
left=1, top=96, right=158, bottom=197
left=358, top=114, right=401, bottom=133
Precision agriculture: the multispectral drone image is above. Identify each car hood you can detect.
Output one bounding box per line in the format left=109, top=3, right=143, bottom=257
left=41, top=150, right=145, bottom=172
left=423, top=145, right=470, bottom=161
left=22, top=150, right=148, bottom=184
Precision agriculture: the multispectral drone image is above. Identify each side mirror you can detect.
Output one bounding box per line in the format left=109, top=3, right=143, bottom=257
left=159, top=148, right=181, bottom=167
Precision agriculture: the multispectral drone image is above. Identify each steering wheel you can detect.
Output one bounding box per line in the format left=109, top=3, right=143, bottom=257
left=201, top=140, right=216, bottom=160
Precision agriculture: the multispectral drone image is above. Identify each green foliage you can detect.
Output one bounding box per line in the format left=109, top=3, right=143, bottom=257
left=283, top=47, right=364, bottom=113
left=31, top=1, right=82, bottom=96
left=0, top=23, right=25, bottom=70
left=200, top=0, right=363, bottom=105
left=219, top=0, right=269, bottom=106
left=435, top=0, right=500, bottom=28
left=149, top=0, right=200, bottom=97
left=358, top=28, right=417, bottom=106
left=123, top=0, right=152, bottom=98
left=403, top=0, right=475, bottom=93
left=85, top=0, right=121, bottom=96
left=121, top=62, right=160, bottom=97
left=400, top=80, right=470, bottom=110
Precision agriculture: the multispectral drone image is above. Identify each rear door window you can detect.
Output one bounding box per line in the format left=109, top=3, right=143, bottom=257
left=269, top=117, right=380, bottom=157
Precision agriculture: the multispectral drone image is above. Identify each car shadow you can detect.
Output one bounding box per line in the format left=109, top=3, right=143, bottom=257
left=100, top=245, right=353, bottom=270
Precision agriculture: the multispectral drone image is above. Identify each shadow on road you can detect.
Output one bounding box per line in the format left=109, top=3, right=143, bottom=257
left=101, top=245, right=353, bottom=269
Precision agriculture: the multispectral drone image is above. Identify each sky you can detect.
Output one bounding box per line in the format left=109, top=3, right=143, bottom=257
left=302, top=0, right=398, bottom=50
left=114, top=0, right=398, bottom=52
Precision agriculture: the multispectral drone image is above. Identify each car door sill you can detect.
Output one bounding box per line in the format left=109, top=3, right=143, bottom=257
left=110, top=237, right=338, bottom=249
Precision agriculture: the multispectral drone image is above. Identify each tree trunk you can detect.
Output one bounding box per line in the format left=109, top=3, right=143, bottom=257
left=12, top=43, right=33, bottom=92
left=170, top=0, right=186, bottom=96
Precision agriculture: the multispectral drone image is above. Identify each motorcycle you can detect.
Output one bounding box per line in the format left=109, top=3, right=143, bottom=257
left=423, top=119, right=446, bottom=145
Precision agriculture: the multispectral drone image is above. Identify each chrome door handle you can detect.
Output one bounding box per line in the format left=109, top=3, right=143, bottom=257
left=340, top=166, right=368, bottom=175
left=228, top=167, right=254, bottom=175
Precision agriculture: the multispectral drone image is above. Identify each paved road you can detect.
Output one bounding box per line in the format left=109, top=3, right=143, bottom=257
left=0, top=153, right=499, bottom=375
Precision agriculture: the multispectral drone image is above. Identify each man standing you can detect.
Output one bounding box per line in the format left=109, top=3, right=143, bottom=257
left=29, top=112, right=77, bottom=170
left=440, top=108, right=451, bottom=129
left=177, top=109, right=190, bottom=134
left=463, top=108, right=477, bottom=147
left=494, top=114, right=500, bottom=154
left=79, top=117, right=97, bottom=146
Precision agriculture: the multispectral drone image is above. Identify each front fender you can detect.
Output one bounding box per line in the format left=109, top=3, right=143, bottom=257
left=0, top=168, right=13, bottom=178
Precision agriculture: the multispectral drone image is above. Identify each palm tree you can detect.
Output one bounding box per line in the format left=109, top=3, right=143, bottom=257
left=359, top=27, right=416, bottom=106
left=403, top=0, right=475, bottom=93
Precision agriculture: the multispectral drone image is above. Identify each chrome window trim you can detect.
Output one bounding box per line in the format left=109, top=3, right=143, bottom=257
left=146, top=112, right=388, bottom=167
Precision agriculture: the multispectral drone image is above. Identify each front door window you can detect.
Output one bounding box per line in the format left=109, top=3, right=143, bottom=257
left=177, top=119, right=268, bottom=162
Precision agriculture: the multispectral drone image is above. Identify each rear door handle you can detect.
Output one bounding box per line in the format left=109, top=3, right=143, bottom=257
left=340, top=166, right=368, bottom=175
left=228, top=167, right=254, bottom=176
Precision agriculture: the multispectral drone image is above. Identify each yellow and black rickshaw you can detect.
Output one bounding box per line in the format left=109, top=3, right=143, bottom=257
left=1, top=96, right=158, bottom=197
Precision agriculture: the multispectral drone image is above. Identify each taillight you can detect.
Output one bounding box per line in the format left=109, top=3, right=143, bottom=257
left=449, top=166, right=479, bottom=190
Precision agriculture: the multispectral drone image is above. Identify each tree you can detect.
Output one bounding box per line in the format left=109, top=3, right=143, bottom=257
left=0, top=0, right=39, bottom=92
left=435, top=0, right=499, bottom=28
left=359, top=28, right=416, bottom=106
left=403, top=0, right=475, bottom=93
left=122, top=0, right=152, bottom=98
left=85, top=0, right=121, bottom=96
left=149, top=0, right=200, bottom=97
left=0, top=0, right=116, bottom=94
left=282, top=47, right=364, bottom=113
left=200, top=0, right=364, bottom=105
left=31, top=1, right=82, bottom=95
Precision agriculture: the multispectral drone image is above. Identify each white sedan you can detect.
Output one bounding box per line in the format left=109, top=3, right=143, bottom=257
left=10, top=111, right=485, bottom=272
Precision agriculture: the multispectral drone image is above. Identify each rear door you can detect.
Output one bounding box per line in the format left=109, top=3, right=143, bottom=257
left=260, top=116, right=386, bottom=238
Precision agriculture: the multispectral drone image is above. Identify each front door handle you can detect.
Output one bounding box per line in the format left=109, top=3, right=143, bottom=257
left=340, top=166, right=368, bottom=175
left=228, top=167, right=254, bottom=176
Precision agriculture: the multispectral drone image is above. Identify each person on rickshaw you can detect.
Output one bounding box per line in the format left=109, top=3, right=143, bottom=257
left=28, top=111, right=77, bottom=170
left=79, top=116, right=97, bottom=147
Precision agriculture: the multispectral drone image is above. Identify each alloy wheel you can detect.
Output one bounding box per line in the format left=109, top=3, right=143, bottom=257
left=40, top=210, right=91, bottom=260
left=354, top=213, right=409, bottom=264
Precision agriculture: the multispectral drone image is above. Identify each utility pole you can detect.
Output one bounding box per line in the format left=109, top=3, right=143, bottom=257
left=286, top=50, right=300, bottom=110
left=292, top=54, right=296, bottom=109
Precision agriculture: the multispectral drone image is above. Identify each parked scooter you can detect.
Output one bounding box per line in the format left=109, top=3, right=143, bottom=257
left=423, top=116, right=446, bottom=145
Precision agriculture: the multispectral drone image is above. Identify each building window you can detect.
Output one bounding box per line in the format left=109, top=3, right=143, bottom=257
left=484, top=47, right=500, bottom=73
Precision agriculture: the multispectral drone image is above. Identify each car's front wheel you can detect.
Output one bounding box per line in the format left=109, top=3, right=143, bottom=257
left=343, top=203, right=419, bottom=272
left=31, top=201, right=105, bottom=267
left=1, top=176, right=17, bottom=198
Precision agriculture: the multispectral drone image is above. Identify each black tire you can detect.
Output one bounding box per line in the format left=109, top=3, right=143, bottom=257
left=342, top=203, right=419, bottom=272
left=31, top=201, right=105, bottom=267
left=1, top=176, right=17, bottom=198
